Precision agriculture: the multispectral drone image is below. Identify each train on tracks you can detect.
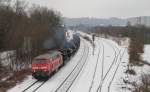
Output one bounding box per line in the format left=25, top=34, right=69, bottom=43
left=32, top=35, right=80, bottom=80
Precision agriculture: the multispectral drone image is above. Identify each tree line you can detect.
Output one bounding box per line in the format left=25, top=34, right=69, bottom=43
left=0, top=0, right=62, bottom=71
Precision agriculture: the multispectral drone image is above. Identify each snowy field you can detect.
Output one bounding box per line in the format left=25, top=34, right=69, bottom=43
left=8, top=32, right=139, bottom=92
left=143, top=45, right=150, bottom=64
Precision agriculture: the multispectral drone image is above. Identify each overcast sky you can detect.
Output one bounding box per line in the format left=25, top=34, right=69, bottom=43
left=27, top=0, right=150, bottom=18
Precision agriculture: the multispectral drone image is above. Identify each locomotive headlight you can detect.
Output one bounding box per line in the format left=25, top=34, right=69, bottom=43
left=41, top=66, right=47, bottom=69
left=32, top=67, right=38, bottom=69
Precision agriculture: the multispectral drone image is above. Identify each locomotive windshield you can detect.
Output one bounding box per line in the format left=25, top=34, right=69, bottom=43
left=33, top=59, right=48, bottom=64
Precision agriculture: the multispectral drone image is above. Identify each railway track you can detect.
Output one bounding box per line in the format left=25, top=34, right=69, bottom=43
left=54, top=40, right=89, bottom=92
left=96, top=39, right=126, bottom=92
left=88, top=38, right=102, bottom=92
left=96, top=39, right=122, bottom=92
left=22, top=80, right=46, bottom=92
left=22, top=81, right=38, bottom=92
left=101, top=40, right=121, bottom=81
left=107, top=48, right=127, bottom=92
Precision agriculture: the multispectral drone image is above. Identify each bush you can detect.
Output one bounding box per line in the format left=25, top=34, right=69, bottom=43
left=133, top=73, right=150, bottom=92
left=128, top=28, right=144, bottom=65
left=125, top=69, right=136, bottom=75
left=0, top=69, right=30, bottom=92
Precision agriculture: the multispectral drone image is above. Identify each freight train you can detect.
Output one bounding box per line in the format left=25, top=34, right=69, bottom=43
left=32, top=35, right=80, bottom=80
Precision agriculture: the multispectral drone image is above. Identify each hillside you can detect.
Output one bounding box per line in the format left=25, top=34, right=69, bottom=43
left=63, top=16, right=150, bottom=27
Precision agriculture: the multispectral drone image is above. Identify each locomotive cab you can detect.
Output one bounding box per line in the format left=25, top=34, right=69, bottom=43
left=32, top=51, right=63, bottom=80
left=32, top=58, right=51, bottom=79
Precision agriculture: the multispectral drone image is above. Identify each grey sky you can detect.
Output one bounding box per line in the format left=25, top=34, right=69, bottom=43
left=27, top=0, right=150, bottom=18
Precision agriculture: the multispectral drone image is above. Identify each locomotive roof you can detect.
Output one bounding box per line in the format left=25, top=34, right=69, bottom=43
left=35, top=51, right=60, bottom=60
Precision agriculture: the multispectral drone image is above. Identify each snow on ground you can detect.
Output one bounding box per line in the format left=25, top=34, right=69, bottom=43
left=142, top=45, right=150, bottom=63
left=8, top=32, right=130, bottom=92
left=0, top=51, right=15, bottom=66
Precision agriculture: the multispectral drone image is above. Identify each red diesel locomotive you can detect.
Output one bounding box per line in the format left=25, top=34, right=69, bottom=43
left=32, top=51, right=63, bottom=79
